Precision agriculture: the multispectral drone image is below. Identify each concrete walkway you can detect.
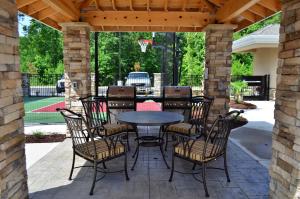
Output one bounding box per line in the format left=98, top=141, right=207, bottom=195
left=230, top=101, right=274, bottom=168
left=27, top=127, right=269, bottom=199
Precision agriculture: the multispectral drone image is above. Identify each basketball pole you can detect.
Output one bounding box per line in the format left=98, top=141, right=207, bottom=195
left=94, top=32, right=99, bottom=96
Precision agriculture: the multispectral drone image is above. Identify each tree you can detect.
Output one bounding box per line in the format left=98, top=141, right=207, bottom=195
left=180, top=32, right=205, bottom=86
left=19, top=19, right=63, bottom=75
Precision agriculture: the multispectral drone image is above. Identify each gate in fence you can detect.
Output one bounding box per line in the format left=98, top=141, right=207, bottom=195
left=232, top=75, right=270, bottom=101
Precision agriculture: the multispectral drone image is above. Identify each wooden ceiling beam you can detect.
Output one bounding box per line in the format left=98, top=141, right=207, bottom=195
left=80, top=0, right=94, bottom=8
left=164, top=0, right=168, bottom=11
left=93, top=26, right=203, bottom=32
left=129, top=0, right=134, bottom=11
left=249, top=4, right=269, bottom=18
left=182, top=0, right=187, bottom=11
left=41, top=17, right=60, bottom=29
left=216, top=0, right=261, bottom=22
left=147, top=0, right=150, bottom=11
left=42, top=0, right=79, bottom=21
left=83, top=11, right=211, bottom=27
left=258, top=0, right=281, bottom=12
left=95, top=0, right=102, bottom=10
left=112, top=0, right=117, bottom=11
left=16, top=0, right=38, bottom=9
left=37, top=7, right=55, bottom=20
left=27, top=1, right=48, bottom=15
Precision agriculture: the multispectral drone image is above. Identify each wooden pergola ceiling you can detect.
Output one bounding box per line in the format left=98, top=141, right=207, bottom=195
left=17, top=0, right=281, bottom=32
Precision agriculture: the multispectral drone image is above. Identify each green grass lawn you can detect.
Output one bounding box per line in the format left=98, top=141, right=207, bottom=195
left=24, top=97, right=65, bottom=124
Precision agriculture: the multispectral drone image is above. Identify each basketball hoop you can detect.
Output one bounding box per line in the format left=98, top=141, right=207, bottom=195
left=138, top=39, right=152, bottom=53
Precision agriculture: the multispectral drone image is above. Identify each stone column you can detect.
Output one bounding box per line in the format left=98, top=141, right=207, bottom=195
left=204, top=24, right=236, bottom=125
left=154, top=73, right=166, bottom=96
left=0, top=0, right=28, bottom=198
left=61, top=23, right=91, bottom=114
left=269, top=1, right=300, bottom=198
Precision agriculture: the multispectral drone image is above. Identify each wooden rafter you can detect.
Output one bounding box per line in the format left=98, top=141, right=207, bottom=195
left=16, top=0, right=38, bottom=9
left=201, top=0, right=215, bottom=13
left=147, top=0, right=150, bottom=11
left=95, top=0, right=101, bottom=10
left=37, top=7, right=55, bottom=20
left=182, top=0, right=187, bottom=11
left=249, top=4, right=268, bottom=18
left=258, top=0, right=280, bottom=12
left=216, top=0, right=261, bottom=22
left=111, top=0, right=117, bottom=11
left=164, top=0, right=168, bottom=11
left=129, top=0, right=134, bottom=11
left=42, top=0, right=79, bottom=21
left=27, top=1, right=48, bottom=15
left=84, top=11, right=211, bottom=27
left=42, top=17, right=60, bottom=29
left=82, top=25, right=204, bottom=32
left=80, top=0, right=94, bottom=8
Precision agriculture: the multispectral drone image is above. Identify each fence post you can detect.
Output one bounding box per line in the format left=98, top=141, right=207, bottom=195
left=21, top=73, right=30, bottom=97
left=91, top=73, right=95, bottom=96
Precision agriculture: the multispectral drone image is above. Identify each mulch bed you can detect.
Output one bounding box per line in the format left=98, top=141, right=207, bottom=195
left=25, top=134, right=66, bottom=143
left=229, top=101, right=257, bottom=109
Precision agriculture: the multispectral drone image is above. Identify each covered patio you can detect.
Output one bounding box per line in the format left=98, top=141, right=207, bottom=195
left=1, top=0, right=300, bottom=198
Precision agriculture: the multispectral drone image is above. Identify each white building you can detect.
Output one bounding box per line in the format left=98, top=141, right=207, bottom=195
left=233, top=24, right=279, bottom=100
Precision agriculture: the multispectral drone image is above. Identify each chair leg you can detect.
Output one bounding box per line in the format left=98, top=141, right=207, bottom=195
left=224, top=152, right=230, bottom=182
left=202, top=163, right=209, bottom=197
left=102, top=162, right=107, bottom=169
left=164, top=132, right=169, bottom=151
left=169, top=153, right=175, bottom=182
left=192, top=163, right=196, bottom=170
left=127, top=131, right=131, bottom=152
left=89, top=161, right=97, bottom=195
left=124, top=152, right=130, bottom=181
left=69, top=150, right=75, bottom=180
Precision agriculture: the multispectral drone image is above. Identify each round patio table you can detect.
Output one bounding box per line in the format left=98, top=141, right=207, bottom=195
left=116, top=111, right=183, bottom=170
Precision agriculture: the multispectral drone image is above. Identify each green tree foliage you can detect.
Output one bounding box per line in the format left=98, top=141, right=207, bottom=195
left=180, top=32, right=205, bottom=86
left=20, top=19, right=63, bottom=75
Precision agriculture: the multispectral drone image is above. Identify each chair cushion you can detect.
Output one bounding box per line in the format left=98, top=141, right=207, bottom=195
left=166, top=123, right=196, bottom=135
left=174, top=140, right=215, bottom=162
left=76, top=140, right=125, bottom=160
left=103, top=123, right=128, bottom=135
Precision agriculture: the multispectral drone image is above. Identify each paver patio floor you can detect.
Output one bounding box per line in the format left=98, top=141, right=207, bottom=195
left=28, top=127, right=269, bottom=199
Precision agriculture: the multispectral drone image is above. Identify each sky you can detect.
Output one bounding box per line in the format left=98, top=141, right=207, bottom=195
left=18, top=14, right=31, bottom=36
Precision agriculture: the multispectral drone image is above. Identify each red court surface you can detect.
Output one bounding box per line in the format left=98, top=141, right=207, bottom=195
left=33, top=101, right=161, bottom=112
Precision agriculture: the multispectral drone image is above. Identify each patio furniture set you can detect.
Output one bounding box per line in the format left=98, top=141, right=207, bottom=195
left=57, top=86, right=243, bottom=197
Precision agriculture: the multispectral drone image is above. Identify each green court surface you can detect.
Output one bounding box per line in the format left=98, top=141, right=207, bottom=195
left=24, top=97, right=65, bottom=124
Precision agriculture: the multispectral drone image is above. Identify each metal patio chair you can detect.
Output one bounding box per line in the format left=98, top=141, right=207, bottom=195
left=57, top=108, right=129, bottom=195
left=107, top=86, right=138, bottom=151
left=161, top=86, right=192, bottom=150
left=168, top=110, right=243, bottom=197
left=165, top=96, right=214, bottom=142
left=80, top=96, right=129, bottom=138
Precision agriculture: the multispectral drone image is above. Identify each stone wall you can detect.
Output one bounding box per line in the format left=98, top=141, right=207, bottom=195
left=153, top=73, right=166, bottom=96
left=269, top=0, right=300, bottom=198
left=204, top=24, right=236, bottom=125
left=61, top=23, right=91, bottom=114
left=0, top=0, right=28, bottom=198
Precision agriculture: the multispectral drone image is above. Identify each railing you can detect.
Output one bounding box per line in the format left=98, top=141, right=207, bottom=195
left=22, top=74, right=64, bottom=97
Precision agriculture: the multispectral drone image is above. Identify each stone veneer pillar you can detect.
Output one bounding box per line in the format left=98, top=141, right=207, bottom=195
left=0, top=0, right=29, bottom=198
left=204, top=24, right=236, bottom=125
left=269, top=0, right=300, bottom=198
left=153, top=73, right=166, bottom=96
left=61, top=23, right=91, bottom=114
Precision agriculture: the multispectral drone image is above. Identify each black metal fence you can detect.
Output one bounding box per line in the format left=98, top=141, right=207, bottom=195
left=22, top=74, right=64, bottom=97
left=231, top=75, right=270, bottom=101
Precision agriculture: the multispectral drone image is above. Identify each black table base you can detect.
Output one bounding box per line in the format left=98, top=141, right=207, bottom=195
left=131, top=127, right=170, bottom=170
